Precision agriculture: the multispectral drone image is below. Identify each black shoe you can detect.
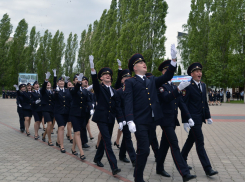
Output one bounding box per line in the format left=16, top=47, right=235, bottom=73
left=90, top=137, right=94, bottom=140
left=53, top=127, right=55, bottom=129
left=156, top=170, right=171, bottom=177
left=26, top=132, right=30, bottom=136
left=95, top=145, right=98, bottom=149
left=80, top=155, right=86, bottom=160
left=56, top=142, right=60, bottom=148
left=119, top=157, right=130, bottom=163
left=114, top=141, right=120, bottom=149
left=112, top=168, right=121, bottom=175
left=93, top=160, right=104, bottom=167
left=132, top=160, right=136, bottom=167
left=70, top=139, right=73, bottom=143
left=188, top=165, right=192, bottom=170
left=20, top=129, right=25, bottom=133
left=182, top=174, right=196, bottom=182
left=66, top=134, right=70, bottom=140
left=60, top=148, right=66, bottom=153
left=48, top=141, right=54, bottom=146
left=39, top=127, right=42, bottom=129
left=82, top=143, right=90, bottom=148
left=34, top=135, right=38, bottom=140
left=205, top=169, right=218, bottom=176
left=71, top=149, right=78, bottom=156
left=51, top=132, right=54, bottom=134
left=43, top=128, right=46, bottom=131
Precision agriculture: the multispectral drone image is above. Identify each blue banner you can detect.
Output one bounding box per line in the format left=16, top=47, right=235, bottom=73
left=171, top=75, right=192, bottom=82
left=18, top=73, right=38, bottom=85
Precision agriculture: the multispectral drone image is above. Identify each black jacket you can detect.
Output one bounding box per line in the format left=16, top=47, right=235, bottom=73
left=91, top=73, right=124, bottom=124
left=157, top=82, right=191, bottom=127
left=181, top=79, right=211, bottom=124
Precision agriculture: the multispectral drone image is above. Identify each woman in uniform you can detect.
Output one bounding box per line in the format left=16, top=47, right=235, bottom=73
left=16, top=83, right=33, bottom=136
left=66, top=79, right=74, bottom=144
left=54, top=75, right=72, bottom=153
left=41, top=70, right=56, bottom=146
left=31, top=81, right=42, bottom=140
left=69, top=73, right=93, bottom=160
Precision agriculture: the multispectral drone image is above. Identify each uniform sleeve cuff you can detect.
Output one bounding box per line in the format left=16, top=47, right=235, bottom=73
left=170, top=60, right=177, bottom=67
left=91, top=70, right=96, bottom=75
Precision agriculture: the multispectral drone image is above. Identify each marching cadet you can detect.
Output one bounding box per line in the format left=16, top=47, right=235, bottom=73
left=114, top=59, right=137, bottom=166
left=80, top=75, right=92, bottom=148
left=181, top=63, right=218, bottom=177
left=89, top=55, right=124, bottom=176
left=2, top=90, right=5, bottom=99
left=14, top=84, right=26, bottom=133
left=123, top=44, right=177, bottom=182
left=65, top=77, right=74, bottom=144
left=41, top=70, right=56, bottom=146
left=31, top=81, right=42, bottom=140
left=208, top=90, right=212, bottom=105
left=216, top=91, right=221, bottom=105
left=69, top=73, right=93, bottom=160
left=16, top=83, right=33, bottom=136
left=156, top=60, right=196, bottom=181
left=54, top=75, right=72, bottom=153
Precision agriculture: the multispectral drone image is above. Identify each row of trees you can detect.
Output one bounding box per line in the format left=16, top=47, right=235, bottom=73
left=178, top=0, right=245, bottom=94
left=0, top=0, right=171, bottom=89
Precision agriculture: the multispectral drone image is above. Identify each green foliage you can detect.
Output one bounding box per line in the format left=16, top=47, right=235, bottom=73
left=0, top=13, right=13, bottom=89
left=178, top=0, right=245, bottom=92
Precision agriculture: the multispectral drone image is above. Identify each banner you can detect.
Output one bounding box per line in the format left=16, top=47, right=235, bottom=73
left=171, top=75, right=192, bottom=82
left=18, top=73, right=38, bottom=85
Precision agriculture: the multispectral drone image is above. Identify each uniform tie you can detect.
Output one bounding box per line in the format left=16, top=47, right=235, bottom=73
left=143, top=76, right=147, bottom=86
left=198, top=83, right=201, bottom=92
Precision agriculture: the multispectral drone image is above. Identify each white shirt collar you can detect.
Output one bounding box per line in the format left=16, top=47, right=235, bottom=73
left=136, top=74, right=145, bottom=80
left=193, top=79, right=200, bottom=85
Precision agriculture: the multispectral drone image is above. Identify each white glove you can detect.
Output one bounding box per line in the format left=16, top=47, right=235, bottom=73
left=207, top=118, right=213, bottom=124
left=52, top=69, right=56, bottom=77
left=123, top=121, right=126, bottom=126
left=45, top=72, right=51, bottom=80
left=89, top=55, right=94, bottom=68
left=171, top=44, right=177, bottom=59
left=92, top=104, right=95, bottom=109
left=35, top=99, right=41, bottom=104
left=183, top=123, right=190, bottom=133
left=77, top=73, right=84, bottom=82
left=87, top=85, right=93, bottom=91
left=117, top=59, right=121, bottom=66
left=118, top=122, right=123, bottom=131
left=19, top=104, right=22, bottom=107
left=13, top=85, right=19, bottom=91
left=56, top=86, right=60, bottom=91
left=178, top=81, right=190, bottom=91
left=90, top=110, right=94, bottom=115
left=64, top=75, right=70, bottom=83
left=127, top=121, right=136, bottom=133
left=188, top=118, right=195, bottom=127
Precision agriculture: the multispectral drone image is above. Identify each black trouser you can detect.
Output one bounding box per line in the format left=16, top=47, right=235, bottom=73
left=80, top=113, right=90, bottom=145
left=17, top=107, right=25, bottom=130
left=94, top=122, right=118, bottom=171
left=119, top=124, right=136, bottom=162
left=150, top=125, right=159, bottom=159
left=181, top=124, right=212, bottom=172
left=157, top=126, right=189, bottom=176
left=134, top=119, right=156, bottom=182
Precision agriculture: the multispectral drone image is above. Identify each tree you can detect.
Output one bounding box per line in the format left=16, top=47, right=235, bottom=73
left=63, top=32, right=78, bottom=78
left=36, top=30, right=52, bottom=82
left=178, top=0, right=212, bottom=83
left=25, top=26, right=40, bottom=73
left=50, top=30, right=65, bottom=77
left=8, top=19, right=28, bottom=87
left=0, top=13, right=13, bottom=89
left=177, top=64, right=182, bottom=75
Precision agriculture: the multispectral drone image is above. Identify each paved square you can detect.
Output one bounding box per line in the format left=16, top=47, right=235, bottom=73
left=0, top=99, right=245, bottom=182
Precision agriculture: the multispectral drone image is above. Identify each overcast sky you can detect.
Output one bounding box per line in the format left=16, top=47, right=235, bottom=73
left=0, top=0, right=191, bottom=59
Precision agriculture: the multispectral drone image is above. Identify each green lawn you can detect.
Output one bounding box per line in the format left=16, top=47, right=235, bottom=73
left=227, top=100, right=245, bottom=104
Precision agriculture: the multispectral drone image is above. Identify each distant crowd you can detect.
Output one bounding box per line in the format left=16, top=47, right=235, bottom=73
left=2, top=90, right=17, bottom=99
